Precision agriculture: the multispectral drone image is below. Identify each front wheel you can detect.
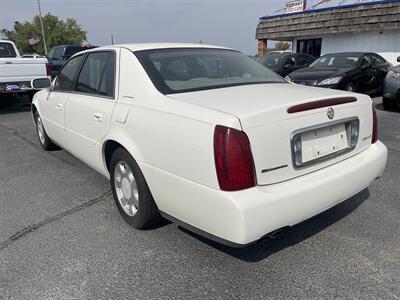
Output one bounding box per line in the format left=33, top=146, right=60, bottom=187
left=110, top=148, right=160, bottom=229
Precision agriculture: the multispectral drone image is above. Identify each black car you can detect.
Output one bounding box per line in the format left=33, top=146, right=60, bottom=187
left=260, top=52, right=315, bottom=77
left=286, top=52, right=391, bottom=94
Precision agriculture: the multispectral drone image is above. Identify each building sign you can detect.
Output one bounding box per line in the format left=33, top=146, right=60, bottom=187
left=285, top=0, right=307, bottom=13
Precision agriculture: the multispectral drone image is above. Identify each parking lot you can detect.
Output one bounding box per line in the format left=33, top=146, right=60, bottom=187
left=0, top=95, right=399, bottom=299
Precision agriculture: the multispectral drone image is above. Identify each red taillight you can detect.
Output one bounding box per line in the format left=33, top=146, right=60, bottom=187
left=372, top=105, right=378, bottom=144
left=214, top=125, right=256, bottom=191
left=45, top=63, right=52, bottom=77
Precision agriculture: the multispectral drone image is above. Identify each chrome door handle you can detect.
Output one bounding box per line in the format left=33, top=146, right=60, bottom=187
left=56, top=103, right=63, bottom=110
left=92, top=112, right=103, bottom=122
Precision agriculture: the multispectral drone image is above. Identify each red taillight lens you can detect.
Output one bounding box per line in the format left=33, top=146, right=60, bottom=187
left=372, top=105, right=378, bottom=144
left=214, top=125, right=256, bottom=191
left=45, top=63, right=52, bottom=77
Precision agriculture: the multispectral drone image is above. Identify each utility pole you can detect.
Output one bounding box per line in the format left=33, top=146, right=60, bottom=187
left=111, top=34, right=114, bottom=45
left=37, top=0, right=48, bottom=55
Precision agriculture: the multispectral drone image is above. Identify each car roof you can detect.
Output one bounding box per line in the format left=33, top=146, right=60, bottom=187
left=322, top=52, right=376, bottom=56
left=98, top=43, right=231, bottom=52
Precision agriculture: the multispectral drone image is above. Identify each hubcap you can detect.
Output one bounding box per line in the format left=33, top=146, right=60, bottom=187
left=114, top=161, right=139, bottom=216
left=37, top=116, right=45, bottom=145
left=347, top=85, right=354, bottom=92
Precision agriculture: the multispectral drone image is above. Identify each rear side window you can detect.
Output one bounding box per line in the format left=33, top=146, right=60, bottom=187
left=370, top=54, right=386, bottom=66
left=54, top=55, right=84, bottom=91
left=75, top=51, right=115, bottom=98
left=54, top=47, right=63, bottom=60
left=0, top=43, right=17, bottom=58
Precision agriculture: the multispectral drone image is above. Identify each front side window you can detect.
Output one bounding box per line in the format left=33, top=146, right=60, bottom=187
left=54, top=55, right=84, bottom=91
left=286, top=56, right=296, bottom=66
left=261, top=54, right=287, bottom=67
left=75, top=51, right=115, bottom=98
left=135, top=48, right=285, bottom=94
left=297, top=55, right=314, bottom=66
left=54, top=47, right=63, bottom=60
left=0, top=43, right=17, bottom=58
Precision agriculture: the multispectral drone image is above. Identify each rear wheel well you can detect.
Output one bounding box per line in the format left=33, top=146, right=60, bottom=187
left=32, top=105, right=38, bottom=123
left=104, top=140, right=125, bottom=172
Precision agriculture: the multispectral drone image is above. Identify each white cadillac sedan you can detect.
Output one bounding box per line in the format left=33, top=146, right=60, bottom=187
left=31, top=44, right=387, bottom=247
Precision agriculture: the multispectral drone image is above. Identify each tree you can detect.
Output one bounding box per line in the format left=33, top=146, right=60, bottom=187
left=1, top=13, right=87, bottom=55
left=274, top=41, right=291, bottom=51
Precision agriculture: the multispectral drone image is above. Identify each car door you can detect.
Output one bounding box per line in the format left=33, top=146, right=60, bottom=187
left=64, top=50, right=117, bottom=172
left=42, top=54, right=84, bottom=146
left=357, top=55, right=376, bottom=93
left=370, top=54, right=390, bottom=91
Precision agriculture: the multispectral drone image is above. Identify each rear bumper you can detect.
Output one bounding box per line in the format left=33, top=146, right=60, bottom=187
left=0, top=81, right=35, bottom=94
left=143, top=141, right=387, bottom=247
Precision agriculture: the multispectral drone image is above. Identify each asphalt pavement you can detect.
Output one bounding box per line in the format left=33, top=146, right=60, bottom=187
left=0, top=95, right=399, bottom=299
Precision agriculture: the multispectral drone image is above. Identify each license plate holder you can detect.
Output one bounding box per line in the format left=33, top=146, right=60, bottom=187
left=291, top=118, right=359, bottom=168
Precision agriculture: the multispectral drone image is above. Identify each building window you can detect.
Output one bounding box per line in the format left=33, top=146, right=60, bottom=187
left=297, top=39, right=322, bottom=58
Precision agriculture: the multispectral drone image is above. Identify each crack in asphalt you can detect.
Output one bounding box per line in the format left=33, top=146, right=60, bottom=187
left=0, top=190, right=112, bottom=251
left=0, top=122, right=76, bottom=167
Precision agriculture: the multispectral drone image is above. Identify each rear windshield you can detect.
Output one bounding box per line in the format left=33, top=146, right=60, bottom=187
left=135, top=48, right=286, bottom=94
left=0, top=42, right=17, bottom=58
left=64, top=46, right=94, bottom=59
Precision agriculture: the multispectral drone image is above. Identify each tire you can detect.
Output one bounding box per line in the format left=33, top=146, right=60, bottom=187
left=110, top=148, right=160, bottom=229
left=34, top=112, right=57, bottom=150
left=0, top=94, right=12, bottom=108
left=27, top=92, right=36, bottom=102
left=345, top=82, right=356, bottom=93
left=382, top=97, right=398, bottom=111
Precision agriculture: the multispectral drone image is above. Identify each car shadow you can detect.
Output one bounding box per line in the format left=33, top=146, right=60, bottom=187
left=0, top=96, right=31, bottom=114
left=179, top=188, right=370, bottom=262
left=375, top=102, right=400, bottom=112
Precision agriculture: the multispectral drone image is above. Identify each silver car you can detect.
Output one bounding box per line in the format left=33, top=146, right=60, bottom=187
left=383, top=56, right=400, bottom=110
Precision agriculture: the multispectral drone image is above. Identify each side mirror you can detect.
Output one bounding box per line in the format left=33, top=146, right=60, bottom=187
left=397, top=56, right=400, bottom=63
left=31, top=78, right=51, bottom=90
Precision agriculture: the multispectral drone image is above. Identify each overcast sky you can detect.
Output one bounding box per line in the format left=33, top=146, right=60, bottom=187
left=0, top=0, right=290, bottom=54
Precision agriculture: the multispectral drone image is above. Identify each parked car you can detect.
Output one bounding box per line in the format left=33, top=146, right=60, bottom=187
left=285, top=52, right=391, bottom=94
left=383, top=57, right=400, bottom=110
left=47, top=44, right=96, bottom=78
left=0, top=40, right=50, bottom=101
left=260, top=52, right=315, bottom=77
left=31, top=44, right=387, bottom=247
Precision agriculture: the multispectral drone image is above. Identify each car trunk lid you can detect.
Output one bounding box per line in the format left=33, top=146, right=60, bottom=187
left=169, top=83, right=374, bottom=185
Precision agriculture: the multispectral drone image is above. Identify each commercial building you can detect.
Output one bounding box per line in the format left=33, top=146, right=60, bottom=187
left=256, top=0, right=400, bottom=65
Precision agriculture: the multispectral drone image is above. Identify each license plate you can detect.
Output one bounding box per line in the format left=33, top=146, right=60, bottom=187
left=301, top=124, right=349, bottom=163
left=5, top=84, right=20, bottom=91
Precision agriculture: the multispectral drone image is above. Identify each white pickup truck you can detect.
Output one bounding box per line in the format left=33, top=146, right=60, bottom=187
left=0, top=40, right=50, bottom=101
